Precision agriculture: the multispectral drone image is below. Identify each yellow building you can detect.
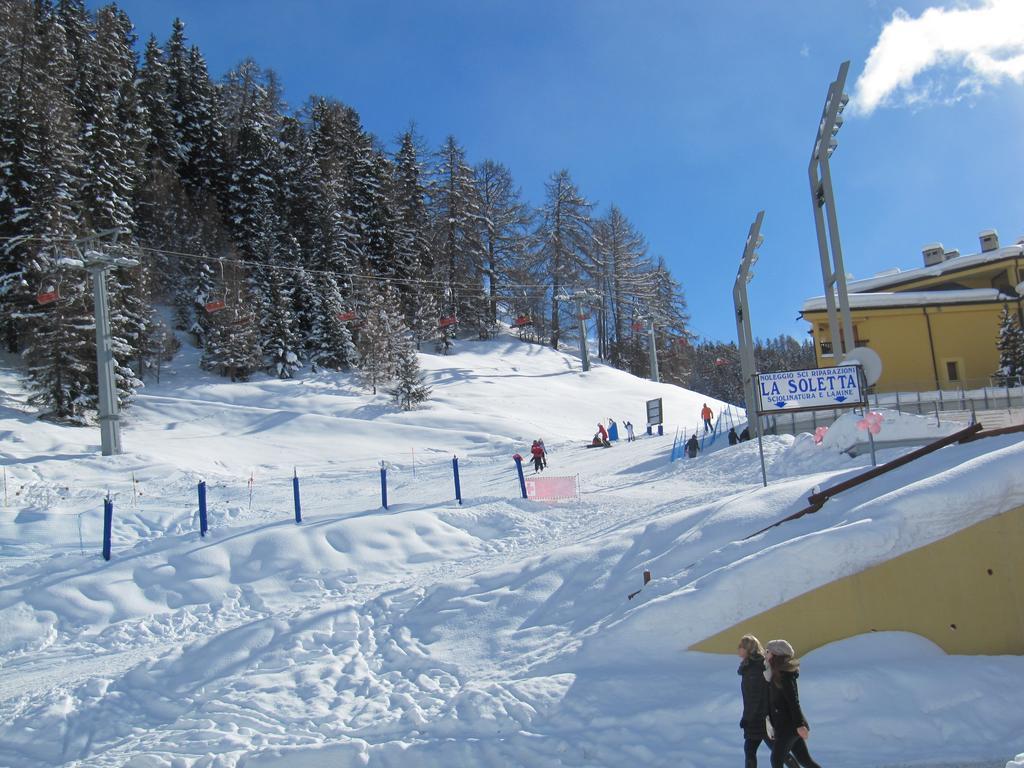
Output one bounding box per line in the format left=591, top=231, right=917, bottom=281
left=800, top=230, right=1024, bottom=393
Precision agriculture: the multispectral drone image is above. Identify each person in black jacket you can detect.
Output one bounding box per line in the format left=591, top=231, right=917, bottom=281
left=738, top=635, right=798, bottom=768
left=686, top=433, right=699, bottom=458
left=766, top=639, right=823, bottom=768
left=728, top=427, right=739, bottom=446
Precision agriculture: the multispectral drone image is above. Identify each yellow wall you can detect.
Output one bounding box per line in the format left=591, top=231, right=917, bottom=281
left=689, top=504, right=1024, bottom=656
left=805, top=302, right=1008, bottom=392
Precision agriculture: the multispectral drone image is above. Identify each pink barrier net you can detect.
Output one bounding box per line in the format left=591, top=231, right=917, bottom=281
left=524, top=475, right=579, bottom=501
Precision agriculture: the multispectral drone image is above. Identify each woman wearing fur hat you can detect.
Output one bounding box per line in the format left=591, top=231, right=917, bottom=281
left=738, top=636, right=798, bottom=768
left=765, top=639, right=823, bottom=768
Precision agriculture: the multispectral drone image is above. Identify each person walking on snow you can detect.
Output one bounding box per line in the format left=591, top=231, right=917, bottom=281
left=625, top=421, right=635, bottom=442
left=728, top=426, right=739, bottom=446
left=530, top=440, right=545, bottom=473
left=701, top=403, right=714, bottom=433
left=738, top=635, right=799, bottom=768
left=686, top=433, right=699, bottom=459
left=766, top=639, right=823, bottom=768
left=537, top=438, right=547, bottom=468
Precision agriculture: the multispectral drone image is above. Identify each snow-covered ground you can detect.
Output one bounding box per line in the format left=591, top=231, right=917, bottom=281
left=0, top=335, right=1022, bottom=767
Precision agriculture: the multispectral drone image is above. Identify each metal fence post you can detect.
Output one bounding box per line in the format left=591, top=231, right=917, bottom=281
left=895, top=391, right=901, bottom=413
left=934, top=402, right=940, bottom=427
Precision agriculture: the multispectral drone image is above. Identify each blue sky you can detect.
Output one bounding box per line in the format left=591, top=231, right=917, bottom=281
left=95, top=0, right=1024, bottom=343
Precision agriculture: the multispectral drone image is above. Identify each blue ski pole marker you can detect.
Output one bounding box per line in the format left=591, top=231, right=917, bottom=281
left=453, top=455, right=462, bottom=505
left=198, top=480, right=208, bottom=537
left=292, top=468, right=302, bottom=524
left=513, top=454, right=527, bottom=499
left=102, top=497, right=113, bottom=561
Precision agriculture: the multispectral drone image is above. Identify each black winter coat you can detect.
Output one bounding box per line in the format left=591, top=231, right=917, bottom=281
left=738, top=653, right=770, bottom=739
left=768, top=669, right=809, bottom=735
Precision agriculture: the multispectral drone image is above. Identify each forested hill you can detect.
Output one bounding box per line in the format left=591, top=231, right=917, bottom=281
left=0, top=2, right=810, bottom=423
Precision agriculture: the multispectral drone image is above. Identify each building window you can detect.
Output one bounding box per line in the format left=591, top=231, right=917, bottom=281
left=946, top=360, right=960, bottom=382
left=820, top=340, right=833, bottom=357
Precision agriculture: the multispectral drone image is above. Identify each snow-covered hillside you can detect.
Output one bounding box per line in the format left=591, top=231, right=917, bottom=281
left=0, top=336, right=1021, bottom=767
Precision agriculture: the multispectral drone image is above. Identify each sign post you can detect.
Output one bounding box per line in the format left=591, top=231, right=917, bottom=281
left=645, top=398, right=663, bottom=433
left=753, top=364, right=868, bottom=487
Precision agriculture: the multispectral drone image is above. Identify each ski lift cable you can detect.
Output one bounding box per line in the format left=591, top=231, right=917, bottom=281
left=9, top=236, right=689, bottom=324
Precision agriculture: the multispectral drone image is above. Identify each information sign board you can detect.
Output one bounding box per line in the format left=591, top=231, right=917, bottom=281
left=756, top=365, right=866, bottom=415
left=646, top=397, right=663, bottom=426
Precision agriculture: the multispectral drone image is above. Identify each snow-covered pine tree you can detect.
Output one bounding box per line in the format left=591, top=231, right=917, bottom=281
left=389, top=336, right=431, bottom=410
left=391, top=129, right=431, bottom=329
left=344, top=130, right=395, bottom=277
left=260, top=266, right=302, bottom=379
left=995, top=304, right=1024, bottom=385
left=201, top=265, right=261, bottom=381
left=21, top=250, right=97, bottom=422
left=162, top=18, right=190, bottom=167
left=0, top=0, right=42, bottom=352
left=309, top=274, right=357, bottom=371
left=179, top=45, right=225, bottom=197
left=475, top=159, right=532, bottom=330
left=357, top=285, right=404, bottom=394
left=592, top=205, right=650, bottom=368
left=533, top=170, right=592, bottom=349
left=76, top=5, right=149, bottom=404
left=428, top=136, right=485, bottom=351
left=137, top=35, right=176, bottom=168
left=10, top=2, right=102, bottom=421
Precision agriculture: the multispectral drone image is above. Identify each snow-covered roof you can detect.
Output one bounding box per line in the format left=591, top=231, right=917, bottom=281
left=842, top=243, right=1023, bottom=295
left=802, top=288, right=1010, bottom=313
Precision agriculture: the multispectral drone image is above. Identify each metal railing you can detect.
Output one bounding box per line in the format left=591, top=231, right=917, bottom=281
left=755, top=381, right=1024, bottom=438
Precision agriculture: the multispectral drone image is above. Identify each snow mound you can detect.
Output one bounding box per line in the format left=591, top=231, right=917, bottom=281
left=821, top=408, right=959, bottom=453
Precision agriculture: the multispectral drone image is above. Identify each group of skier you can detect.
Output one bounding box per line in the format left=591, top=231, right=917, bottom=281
left=737, top=635, right=823, bottom=768
left=589, top=418, right=637, bottom=447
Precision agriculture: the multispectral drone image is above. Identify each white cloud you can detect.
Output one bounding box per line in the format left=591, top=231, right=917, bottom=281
left=852, top=0, right=1024, bottom=115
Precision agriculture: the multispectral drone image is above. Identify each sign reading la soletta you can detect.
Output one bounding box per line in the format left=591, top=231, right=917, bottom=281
left=756, top=365, right=866, bottom=414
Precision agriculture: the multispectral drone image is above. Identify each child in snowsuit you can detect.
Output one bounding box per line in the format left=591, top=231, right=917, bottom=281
left=686, top=433, right=699, bottom=458
left=729, top=427, right=739, bottom=446
left=530, top=440, right=545, bottom=473
left=625, top=421, right=635, bottom=442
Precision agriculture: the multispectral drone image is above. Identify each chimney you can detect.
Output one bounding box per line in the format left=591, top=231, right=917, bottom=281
left=979, top=229, right=999, bottom=253
left=943, top=248, right=960, bottom=261
left=922, top=242, right=945, bottom=267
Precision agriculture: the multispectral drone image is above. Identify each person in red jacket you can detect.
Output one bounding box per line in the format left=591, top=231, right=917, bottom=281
left=597, top=422, right=609, bottom=446
left=530, top=440, right=545, bottom=473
